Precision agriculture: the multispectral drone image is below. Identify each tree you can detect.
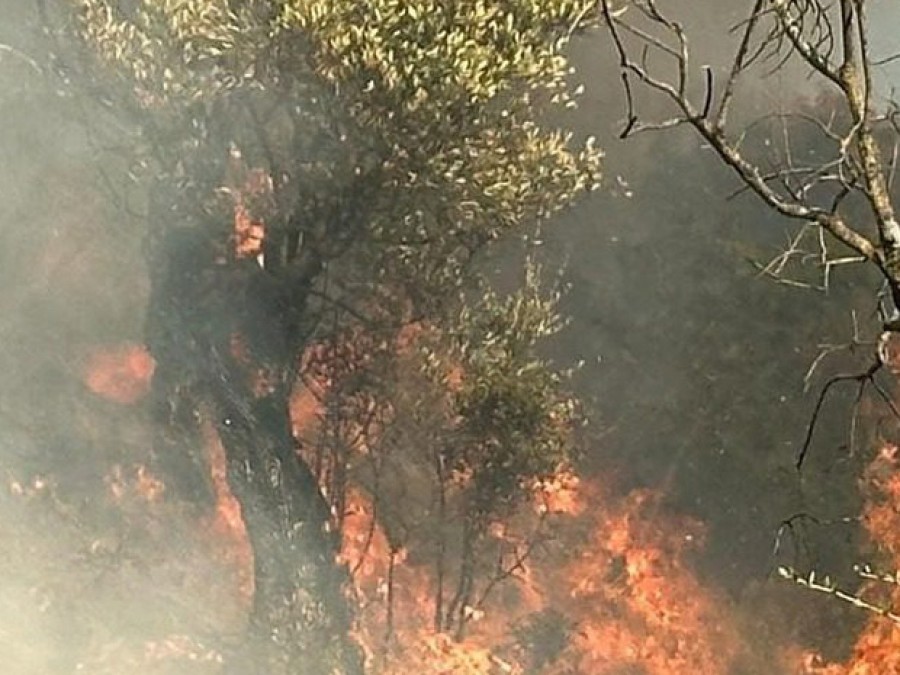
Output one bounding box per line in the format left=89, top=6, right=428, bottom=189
left=597, top=0, right=900, bottom=621
left=41, top=0, right=599, bottom=670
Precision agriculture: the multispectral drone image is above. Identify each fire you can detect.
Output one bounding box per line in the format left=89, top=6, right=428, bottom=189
left=80, top=323, right=756, bottom=674
left=199, top=414, right=254, bottom=607
left=785, top=444, right=900, bottom=674
left=75, top=233, right=764, bottom=673
left=225, top=148, right=271, bottom=262
left=532, top=470, right=583, bottom=517
left=338, top=485, right=519, bottom=673
left=282, top=322, right=751, bottom=674
left=540, top=480, right=742, bottom=675
left=334, top=465, right=746, bottom=674
left=82, top=342, right=155, bottom=404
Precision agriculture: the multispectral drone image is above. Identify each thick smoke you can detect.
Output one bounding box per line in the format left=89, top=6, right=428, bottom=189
left=1, top=1, right=899, bottom=672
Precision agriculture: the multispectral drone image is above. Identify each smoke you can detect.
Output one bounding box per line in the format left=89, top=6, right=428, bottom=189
left=0, top=4, right=245, bottom=672
left=1, top=1, right=897, bottom=672
left=524, top=0, right=891, bottom=662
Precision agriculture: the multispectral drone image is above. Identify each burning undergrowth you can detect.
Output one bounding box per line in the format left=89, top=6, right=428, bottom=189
left=10, top=151, right=891, bottom=675
left=335, top=471, right=746, bottom=674
left=285, top=324, right=752, bottom=674
left=781, top=442, right=900, bottom=674
left=15, top=148, right=889, bottom=673
left=22, top=304, right=899, bottom=674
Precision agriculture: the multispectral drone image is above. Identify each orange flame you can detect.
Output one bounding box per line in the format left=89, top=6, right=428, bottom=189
left=83, top=342, right=155, bottom=404
left=335, top=468, right=746, bottom=674
left=226, top=148, right=271, bottom=261
left=199, top=414, right=254, bottom=608
left=286, top=324, right=751, bottom=673
left=785, top=444, right=900, bottom=674
left=550, top=481, right=742, bottom=675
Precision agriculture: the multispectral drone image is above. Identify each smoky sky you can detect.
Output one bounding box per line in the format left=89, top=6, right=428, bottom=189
left=2, top=1, right=900, bottom=672
left=578, top=0, right=881, bottom=546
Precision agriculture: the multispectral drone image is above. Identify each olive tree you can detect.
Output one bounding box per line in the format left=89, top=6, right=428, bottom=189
left=43, top=0, right=599, bottom=670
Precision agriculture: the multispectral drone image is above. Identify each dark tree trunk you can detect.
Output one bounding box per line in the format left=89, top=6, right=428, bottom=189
left=143, top=199, right=362, bottom=673
left=215, top=389, right=359, bottom=673
left=445, top=510, right=477, bottom=637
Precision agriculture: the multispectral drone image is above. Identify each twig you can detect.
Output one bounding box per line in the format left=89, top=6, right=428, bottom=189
left=779, top=565, right=900, bottom=624
left=795, top=356, right=899, bottom=471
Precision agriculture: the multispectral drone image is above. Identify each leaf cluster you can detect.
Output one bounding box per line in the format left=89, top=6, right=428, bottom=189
left=68, top=0, right=600, bottom=311
left=424, top=261, right=579, bottom=518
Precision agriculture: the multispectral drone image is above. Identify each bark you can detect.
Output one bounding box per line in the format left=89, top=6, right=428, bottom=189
left=444, top=510, right=477, bottom=637
left=143, top=196, right=362, bottom=673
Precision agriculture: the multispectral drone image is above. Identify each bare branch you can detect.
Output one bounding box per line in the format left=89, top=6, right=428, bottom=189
left=796, top=359, right=880, bottom=470
left=779, top=565, right=900, bottom=624
left=717, top=0, right=766, bottom=130
left=766, top=1, right=840, bottom=85
left=601, top=0, right=884, bottom=275
left=873, top=52, right=900, bottom=68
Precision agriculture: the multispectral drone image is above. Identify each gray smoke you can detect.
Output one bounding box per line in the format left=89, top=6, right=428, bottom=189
left=2, top=1, right=898, bottom=672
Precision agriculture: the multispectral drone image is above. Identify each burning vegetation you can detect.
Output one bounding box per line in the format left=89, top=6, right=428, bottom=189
left=9, top=1, right=900, bottom=673
left=780, top=442, right=900, bottom=675
left=72, top=308, right=900, bottom=675
left=48, top=108, right=900, bottom=675
left=73, top=299, right=753, bottom=674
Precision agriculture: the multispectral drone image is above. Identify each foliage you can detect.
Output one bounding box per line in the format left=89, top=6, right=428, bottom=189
left=68, top=0, right=601, bottom=307
left=53, top=0, right=601, bottom=669
left=427, top=260, right=579, bottom=519
left=65, top=0, right=597, bottom=546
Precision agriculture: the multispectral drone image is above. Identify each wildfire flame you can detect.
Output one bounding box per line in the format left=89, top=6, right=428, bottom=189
left=80, top=335, right=766, bottom=673
left=785, top=444, right=900, bottom=674
left=80, top=164, right=871, bottom=673
left=333, top=466, right=745, bottom=673
left=549, top=482, right=742, bottom=674
left=82, top=342, right=155, bottom=404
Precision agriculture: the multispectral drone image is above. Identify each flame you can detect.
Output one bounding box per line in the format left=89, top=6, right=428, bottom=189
left=78, top=328, right=761, bottom=673
left=226, top=148, right=271, bottom=261
left=784, top=444, right=900, bottom=674
left=285, top=324, right=751, bottom=673
left=339, top=486, right=514, bottom=673
left=334, top=467, right=746, bottom=674
left=541, top=480, right=742, bottom=675
left=532, top=470, right=583, bottom=517
left=83, top=342, right=155, bottom=404
left=233, top=205, right=265, bottom=260
left=198, top=414, right=254, bottom=608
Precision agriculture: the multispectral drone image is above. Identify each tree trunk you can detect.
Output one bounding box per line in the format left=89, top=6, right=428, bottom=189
left=216, top=390, right=359, bottom=673
left=144, top=205, right=362, bottom=673
left=444, top=510, right=477, bottom=637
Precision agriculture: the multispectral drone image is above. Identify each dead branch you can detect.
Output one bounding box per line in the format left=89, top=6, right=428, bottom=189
left=778, top=564, right=900, bottom=624
left=599, top=0, right=900, bottom=311
left=796, top=338, right=900, bottom=470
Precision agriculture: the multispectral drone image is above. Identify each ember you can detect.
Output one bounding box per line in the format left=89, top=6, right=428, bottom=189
left=785, top=444, right=900, bottom=674
left=83, top=342, right=155, bottom=404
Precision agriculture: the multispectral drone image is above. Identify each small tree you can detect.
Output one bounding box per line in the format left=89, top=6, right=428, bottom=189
left=45, top=0, right=599, bottom=670
left=424, top=261, right=579, bottom=636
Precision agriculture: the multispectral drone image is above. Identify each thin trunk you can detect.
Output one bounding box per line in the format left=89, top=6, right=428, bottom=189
left=383, top=545, right=398, bottom=651
left=444, top=509, right=476, bottom=637
left=432, top=447, right=447, bottom=633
